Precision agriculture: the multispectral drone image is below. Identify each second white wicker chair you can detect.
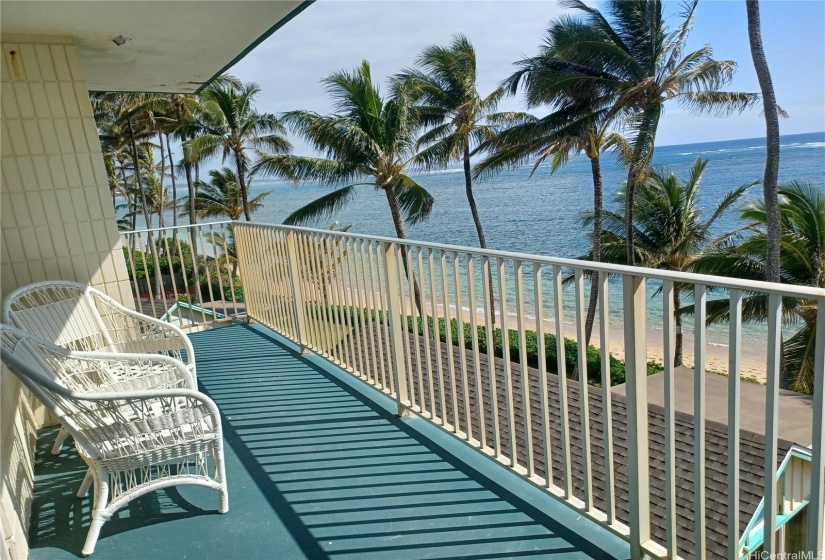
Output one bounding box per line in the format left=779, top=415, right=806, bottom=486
left=3, top=280, right=198, bottom=453
left=1, top=324, right=228, bottom=556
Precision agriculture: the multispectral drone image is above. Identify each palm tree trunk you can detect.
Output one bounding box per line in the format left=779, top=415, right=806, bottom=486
left=674, top=283, right=683, bottom=367
left=383, top=185, right=423, bottom=314
left=127, top=119, right=163, bottom=301
left=234, top=149, right=252, bottom=221
left=747, top=0, right=786, bottom=388
left=575, top=153, right=604, bottom=381
left=165, top=134, right=178, bottom=233
left=746, top=0, right=781, bottom=284
left=182, top=154, right=204, bottom=306
left=463, top=145, right=496, bottom=327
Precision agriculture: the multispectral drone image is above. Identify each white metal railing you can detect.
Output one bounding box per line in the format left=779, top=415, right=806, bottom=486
left=119, top=222, right=245, bottom=329
left=134, top=221, right=824, bottom=559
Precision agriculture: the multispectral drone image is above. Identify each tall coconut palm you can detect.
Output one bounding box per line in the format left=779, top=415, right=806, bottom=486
left=183, top=167, right=271, bottom=222
left=745, top=0, right=782, bottom=284
left=512, top=0, right=761, bottom=266
left=254, top=61, right=436, bottom=310
left=691, top=182, right=824, bottom=392
left=186, top=81, right=291, bottom=221
left=585, top=158, right=756, bottom=366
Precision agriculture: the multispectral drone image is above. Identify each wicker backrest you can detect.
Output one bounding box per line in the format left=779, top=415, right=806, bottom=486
left=3, top=281, right=113, bottom=352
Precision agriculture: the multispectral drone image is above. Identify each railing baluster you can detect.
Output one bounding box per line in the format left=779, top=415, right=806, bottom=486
left=574, top=268, right=592, bottom=509
left=198, top=227, right=216, bottom=325
left=694, top=283, right=707, bottom=559
left=482, top=255, right=500, bottom=458
left=662, top=279, right=677, bottom=555
left=727, top=289, right=742, bottom=560
left=369, top=241, right=391, bottom=393
left=467, top=256, right=485, bottom=447
left=535, top=264, right=553, bottom=489
left=454, top=252, right=471, bottom=439
left=405, top=246, right=423, bottom=412
left=354, top=240, right=376, bottom=385
left=417, top=249, right=435, bottom=419
left=428, top=250, right=446, bottom=425
left=498, top=257, right=517, bottom=467
left=330, top=235, right=352, bottom=370
left=284, top=230, right=309, bottom=352
left=348, top=239, right=370, bottom=380
left=396, top=244, right=415, bottom=404
left=220, top=224, right=240, bottom=317
left=763, top=292, right=782, bottom=555
left=514, top=260, right=534, bottom=476
left=808, top=299, right=825, bottom=554
left=440, top=251, right=458, bottom=432
left=123, top=236, right=145, bottom=316
left=381, top=241, right=410, bottom=415
left=623, top=274, right=650, bottom=560
left=553, top=265, right=572, bottom=497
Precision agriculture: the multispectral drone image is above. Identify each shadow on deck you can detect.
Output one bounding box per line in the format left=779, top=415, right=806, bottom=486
left=27, top=323, right=628, bottom=560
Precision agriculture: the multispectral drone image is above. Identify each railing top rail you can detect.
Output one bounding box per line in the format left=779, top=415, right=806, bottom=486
left=232, top=221, right=825, bottom=300
left=120, top=221, right=233, bottom=236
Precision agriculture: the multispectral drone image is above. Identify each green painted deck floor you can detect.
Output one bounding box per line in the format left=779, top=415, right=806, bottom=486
left=28, top=323, right=629, bottom=560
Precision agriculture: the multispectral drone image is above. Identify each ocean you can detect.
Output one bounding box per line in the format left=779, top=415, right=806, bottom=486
left=139, top=131, right=825, bottom=364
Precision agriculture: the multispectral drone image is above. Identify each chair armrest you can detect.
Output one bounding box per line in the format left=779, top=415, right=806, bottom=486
left=69, top=351, right=196, bottom=391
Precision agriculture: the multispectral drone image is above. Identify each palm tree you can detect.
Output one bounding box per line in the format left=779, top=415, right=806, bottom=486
left=585, top=158, right=756, bottom=366
left=186, top=81, right=291, bottom=221
left=691, top=182, right=824, bottom=392
left=183, top=167, right=271, bottom=222
left=253, top=61, right=437, bottom=310
left=514, top=0, right=761, bottom=266
left=746, top=0, right=782, bottom=284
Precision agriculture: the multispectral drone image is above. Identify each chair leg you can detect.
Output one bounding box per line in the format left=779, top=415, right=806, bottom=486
left=81, top=471, right=109, bottom=557
left=51, top=425, right=71, bottom=455
left=213, top=444, right=229, bottom=514
left=77, top=469, right=93, bottom=498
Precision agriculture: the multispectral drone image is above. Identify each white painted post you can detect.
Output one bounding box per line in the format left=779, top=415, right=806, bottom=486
left=623, top=274, right=650, bottom=560
left=807, top=299, right=825, bottom=554
left=763, top=293, right=782, bottom=555
left=284, top=229, right=309, bottom=353
left=381, top=241, right=411, bottom=417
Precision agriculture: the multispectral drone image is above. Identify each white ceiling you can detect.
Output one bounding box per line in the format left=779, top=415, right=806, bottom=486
left=1, top=1, right=310, bottom=92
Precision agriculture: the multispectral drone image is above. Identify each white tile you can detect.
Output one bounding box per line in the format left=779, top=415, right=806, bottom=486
left=33, top=45, right=55, bottom=82
left=1, top=82, right=20, bottom=118
left=84, top=185, right=104, bottom=219
left=49, top=46, right=72, bottom=82
left=54, top=188, right=75, bottom=223
left=75, top=84, right=93, bottom=118
left=57, top=257, right=74, bottom=279
left=32, top=155, right=54, bottom=190
left=34, top=225, right=55, bottom=259
left=38, top=120, right=60, bottom=155
left=53, top=119, right=73, bottom=153
left=3, top=45, right=25, bottom=82
left=39, top=189, right=60, bottom=223
left=17, top=45, right=41, bottom=82
left=65, top=46, right=84, bottom=83
left=48, top=224, right=69, bottom=257
left=0, top=121, right=14, bottom=156
left=77, top=151, right=96, bottom=186
left=2, top=227, right=23, bottom=262
left=69, top=119, right=88, bottom=154
left=61, top=154, right=82, bottom=188
left=83, top=118, right=99, bottom=153
left=88, top=254, right=105, bottom=285
left=72, top=188, right=90, bottom=222
left=44, top=83, right=65, bottom=118
left=29, top=82, right=50, bottom=119
left=77, top=221, right=95, bottom=252
left=12, top=82, right=35, bottom=118
left=42, top=256, right=61, bottom=280
left=19, top=226, right=39, bottom=259
left=1, top=191, right=17, bottom=229
left=63, top=222, right=81, bottom=254
left=22, top=120, right=45, bottom=155
left=1, top=157, right=22, bottom=191
left=58, top=82, right=80, bottom=118
left=6, top=120, right=27, bottom=155
left=28, top=260, right=47, bottom=283
left=0, top=45, right=11, bottom=83
left=16, top=157, right=36, bottom=187
left=25, top=191, right=47, bottom=226
left=8, top=193, right=31, bottom=228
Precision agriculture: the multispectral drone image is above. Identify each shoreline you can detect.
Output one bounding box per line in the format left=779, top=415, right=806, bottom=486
left=332, top=284, right=769, bottom=384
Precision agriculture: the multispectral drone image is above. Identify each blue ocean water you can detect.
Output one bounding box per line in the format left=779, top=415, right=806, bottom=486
left=249, top=131, right=825, bottom=260
left=244, top=131, right=824, bottom=357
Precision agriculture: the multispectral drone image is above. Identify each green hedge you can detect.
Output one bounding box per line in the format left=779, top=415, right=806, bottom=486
left=321, top=305, right=662, bottom=387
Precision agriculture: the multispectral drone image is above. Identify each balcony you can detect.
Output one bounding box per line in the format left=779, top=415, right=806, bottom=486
left=20, top=221, right=825, bottom=559
left=27, top=322, right=628, bottom=560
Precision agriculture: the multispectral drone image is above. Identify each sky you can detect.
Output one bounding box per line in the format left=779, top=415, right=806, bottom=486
left=229, top=0, right=825, bottom=155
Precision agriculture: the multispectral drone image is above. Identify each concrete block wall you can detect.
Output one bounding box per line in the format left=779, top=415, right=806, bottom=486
left=0, top=36, right=133, bottom=559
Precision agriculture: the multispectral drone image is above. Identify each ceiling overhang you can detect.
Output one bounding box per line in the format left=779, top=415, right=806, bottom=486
left=1, top=1, right=313, bottom=93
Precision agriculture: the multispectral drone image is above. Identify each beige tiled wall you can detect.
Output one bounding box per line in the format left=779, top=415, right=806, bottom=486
left=1, top=37, right=133, bottom=559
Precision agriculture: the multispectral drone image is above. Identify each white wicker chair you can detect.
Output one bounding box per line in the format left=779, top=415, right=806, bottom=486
left=3, top=281, right=197, bottom=453
left=0, top=324, right=228, bottom=556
